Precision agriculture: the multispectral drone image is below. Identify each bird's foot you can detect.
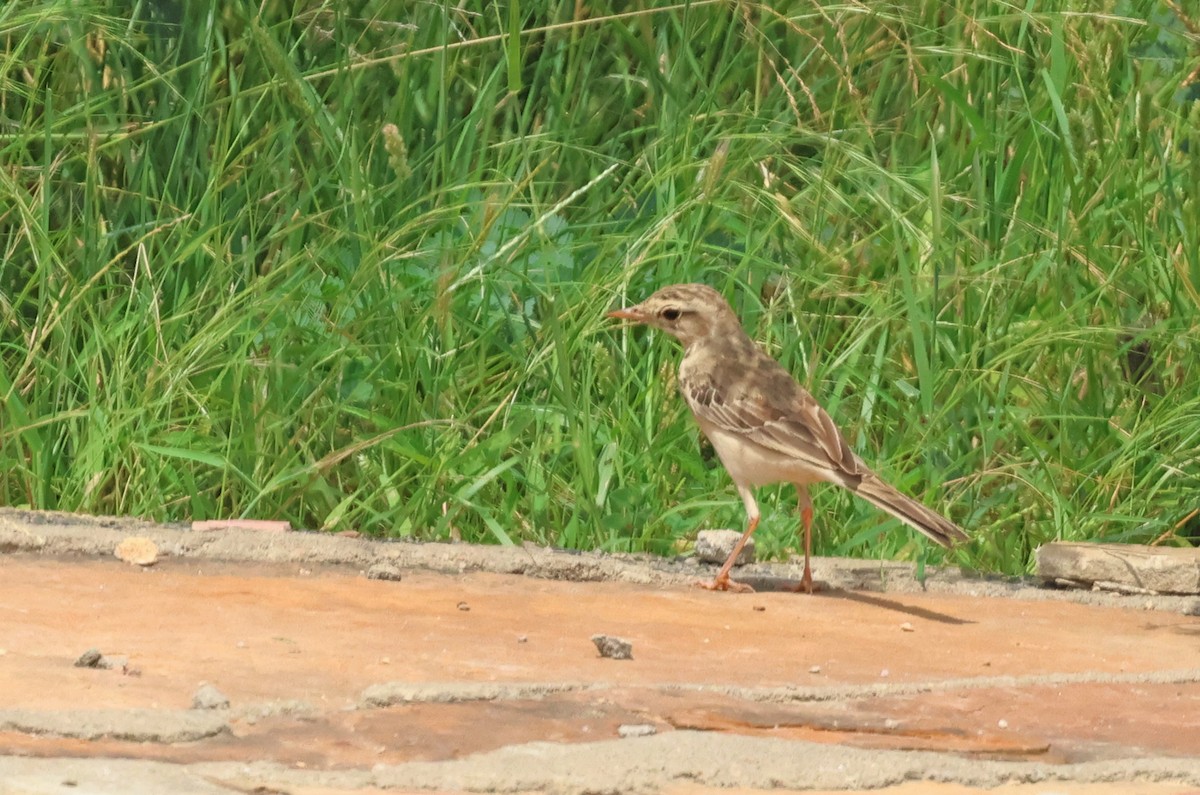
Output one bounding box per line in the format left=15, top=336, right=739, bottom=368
left=780, top=567, right=820, bottom=594
left=783, top=577, right=821, bottom=594
left=695, top=576, right=755, bottom=594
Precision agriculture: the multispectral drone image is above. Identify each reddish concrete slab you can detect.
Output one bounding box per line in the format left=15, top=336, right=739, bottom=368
left=0, top=552, right=1199, bottom=793
left=3, top=558, right=1194, bottom=705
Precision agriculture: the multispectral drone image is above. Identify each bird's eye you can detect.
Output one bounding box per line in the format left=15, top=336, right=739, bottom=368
left=661, top=308, right=681, bottom=321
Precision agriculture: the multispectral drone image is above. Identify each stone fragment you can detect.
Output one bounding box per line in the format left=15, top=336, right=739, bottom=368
left=1036, top=542, right=1200, bottom=595
left=695, top=530, right=755, bottom=566
left=366, top=562, right=403, bottom=581
left=192, top=683, right=230, bottom=710
left=114, top=537, right=158, bottom=566
left=591, top=634, right=632, bottom=660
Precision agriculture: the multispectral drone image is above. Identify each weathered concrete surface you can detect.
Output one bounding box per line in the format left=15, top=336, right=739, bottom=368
left=1, top=508, right=1199, bottom=794
left=1, top=738, right=1198, bottom=795
left=1037, top=541, right=1200, bottom=594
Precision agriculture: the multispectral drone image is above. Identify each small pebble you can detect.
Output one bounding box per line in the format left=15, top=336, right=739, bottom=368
left=380, top=657, right=391, bottom=665
left=618, top=724, right=657, bottom=738
left=192, top=683, right=231, bottom=710
left=883, top=718, right=900, bottom=730
left=591, top=634, right=633, bottom=660
left=998, top=718, right=1009, bottom=729
left=879, top=668, right=890, bottom=677
left=517, top=635, right=528, bottom=644
left=366, top=562, right=403, bottom=582
left=457, top=601, right=470, bottom=612
left=752, top=605, right=765, bottom=612
left=74, top=649, right=128, bottom=671
left=298, top=567, right=312, bottom=576
left=899, top=622, right=914, bottom=632
left=809, top=665, right=822, bottom=674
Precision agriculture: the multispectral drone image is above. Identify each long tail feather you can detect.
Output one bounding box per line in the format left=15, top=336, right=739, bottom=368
left=850, top=474, right=968, bottom=548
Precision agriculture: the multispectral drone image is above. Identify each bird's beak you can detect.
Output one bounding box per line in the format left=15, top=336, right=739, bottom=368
left=606, top=306, right=645, bottom=323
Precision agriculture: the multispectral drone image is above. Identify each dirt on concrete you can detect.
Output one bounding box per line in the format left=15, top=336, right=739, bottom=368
left=1, top=507, right=1199, bottom=794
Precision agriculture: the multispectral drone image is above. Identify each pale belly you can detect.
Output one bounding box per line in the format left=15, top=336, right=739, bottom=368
left=696, top=417, right=833, bottom=488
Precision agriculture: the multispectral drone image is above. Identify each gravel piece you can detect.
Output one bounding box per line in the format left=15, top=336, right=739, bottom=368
left=591, top=634, right=633, bottom=660
left=74, top=649, right=104, bottom=668
left=366, top=562, right=404, bottom=581
left=694, top=530, right=754, bottom=566
left=618, top=724, right=657, bottom=738
left=192, top=683, right=231, bottom=710
left=114, top=537, right=159, bottom=566
left=360, top=682, right=585, bottom=708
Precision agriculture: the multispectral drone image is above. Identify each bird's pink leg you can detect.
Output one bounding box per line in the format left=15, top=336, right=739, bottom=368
left=800, top=506, right=814, bottom=593
left=698, top=514, right=757, bottom=593
left=792, top=484, right=817, bottom=594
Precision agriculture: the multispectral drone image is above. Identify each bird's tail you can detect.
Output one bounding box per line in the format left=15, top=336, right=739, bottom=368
left=849, top=474, right=968, bottom=548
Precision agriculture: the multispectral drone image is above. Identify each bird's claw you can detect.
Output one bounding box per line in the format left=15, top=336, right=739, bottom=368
left=695, top=577, right=755, bottom=593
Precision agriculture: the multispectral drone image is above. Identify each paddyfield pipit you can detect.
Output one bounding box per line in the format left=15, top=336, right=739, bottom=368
left=609, top=283, right=968, bottom=593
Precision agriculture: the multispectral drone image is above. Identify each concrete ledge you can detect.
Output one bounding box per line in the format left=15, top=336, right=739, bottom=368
left=5, top=507, right=1200, bottom=614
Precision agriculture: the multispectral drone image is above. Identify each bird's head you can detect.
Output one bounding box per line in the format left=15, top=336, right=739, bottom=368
left=607, top=283, right=740, bottom=348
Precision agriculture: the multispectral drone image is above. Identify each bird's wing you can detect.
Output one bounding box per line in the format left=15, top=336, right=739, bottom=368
left=681, top=344, right=968, bottom=547
left=682, top=349, right=865, bottom=482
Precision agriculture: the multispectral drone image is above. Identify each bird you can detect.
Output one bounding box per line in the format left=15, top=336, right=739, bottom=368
left=608, top=283, right=968, bottom=593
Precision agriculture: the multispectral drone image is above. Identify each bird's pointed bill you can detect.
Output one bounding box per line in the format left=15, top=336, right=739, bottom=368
left=607, top=307, right=644, bottom=321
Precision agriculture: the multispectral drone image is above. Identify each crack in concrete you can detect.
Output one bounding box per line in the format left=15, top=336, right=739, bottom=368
left=360, top=680, right=592, bottom=707
left=351, top=668, right=1200, bottom=710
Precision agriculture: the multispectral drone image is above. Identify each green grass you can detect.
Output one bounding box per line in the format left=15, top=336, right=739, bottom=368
left=1, top=0, right=1197, bottom=575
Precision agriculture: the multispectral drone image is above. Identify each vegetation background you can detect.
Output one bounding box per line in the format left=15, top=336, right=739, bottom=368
left=1, top=1, right=1197, bottom=574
